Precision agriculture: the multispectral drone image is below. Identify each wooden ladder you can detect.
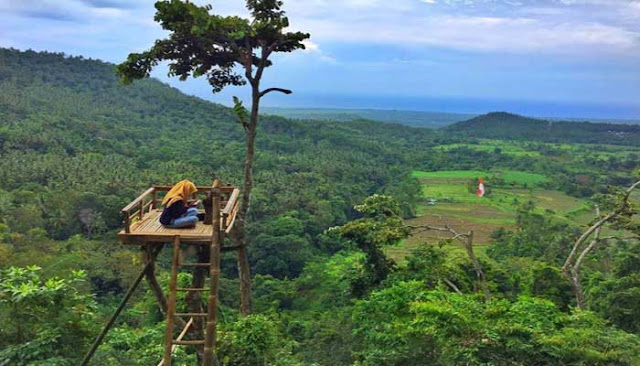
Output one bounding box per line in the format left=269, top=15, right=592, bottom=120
left=162, top=181, right=223, bottom=366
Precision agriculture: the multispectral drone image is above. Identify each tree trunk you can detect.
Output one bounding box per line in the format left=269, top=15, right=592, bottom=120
left=569, top=267, right=586, bottom=309
left=443, top=278, right=462, bottom=294
left=464, top=231, right=491, bottom=301
left=235, top=86, right=261, bottom=315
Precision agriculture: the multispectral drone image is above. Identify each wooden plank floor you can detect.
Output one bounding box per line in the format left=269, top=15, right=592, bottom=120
left=118, top=209, right=216, bottom=245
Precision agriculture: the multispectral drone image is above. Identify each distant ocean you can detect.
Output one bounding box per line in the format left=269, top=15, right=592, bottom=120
left=257, top=93, right=640, bottom=122
left=169, top=77, right=640, bottom=122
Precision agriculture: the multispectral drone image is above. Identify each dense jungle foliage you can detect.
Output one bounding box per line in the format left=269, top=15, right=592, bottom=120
left=1, top=48, right=639, bottom=365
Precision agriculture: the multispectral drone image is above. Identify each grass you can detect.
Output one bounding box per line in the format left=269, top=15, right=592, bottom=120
left=500, top=171, right=548, bottom=185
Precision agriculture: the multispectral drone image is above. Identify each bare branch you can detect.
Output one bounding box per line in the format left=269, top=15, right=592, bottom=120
left=463, top=231, right=491, bottom=301
left=563, top=180, right=640, bottom=309
left=443, top=278, right=463, bottom=295
left=626, top=179, right=640, bottom=194
left=563, top=179, right=640, bottom=273
left=563, top=209, right=613, bottom=272
left=409, top=225, right=490, bottom=301
left=259, top=87, right=292, bottom=97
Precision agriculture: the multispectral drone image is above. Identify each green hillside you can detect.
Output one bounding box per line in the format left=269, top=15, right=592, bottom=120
left=0, top=47, right=431, bottom=242
left=448, top=111, right=640, bottom=145
left=1, top=48, right=640, bottom=366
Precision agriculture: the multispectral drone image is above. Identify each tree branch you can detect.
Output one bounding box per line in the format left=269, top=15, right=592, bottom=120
left=443, top=278, right=463, bottom=295
left=409, top=224, right=469, bottom=244
left=259, top=87, right=292, bottom=97
left=562, top=179, right=640, bottom=274
left=562, top=179, right=640, bottom=309
left=409, top=225, right=490, bottom=301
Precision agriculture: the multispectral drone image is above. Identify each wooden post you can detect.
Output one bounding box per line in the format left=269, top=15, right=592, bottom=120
left=151, top=188, right=157, bottom=210
left=163, top=236, right=181, bottom=366
left=122, top=210, right=131, bottom=234
left=203, top=180, right=222, bottom=366
left=157, top=317, right=194, bottom=366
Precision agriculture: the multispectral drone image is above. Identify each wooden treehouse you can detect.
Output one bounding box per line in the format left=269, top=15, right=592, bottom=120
left=81, top=180, right=240, bottom=366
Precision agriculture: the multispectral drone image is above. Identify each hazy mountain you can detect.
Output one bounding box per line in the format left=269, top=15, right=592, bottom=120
left=447, top=112, right=640, bottom=145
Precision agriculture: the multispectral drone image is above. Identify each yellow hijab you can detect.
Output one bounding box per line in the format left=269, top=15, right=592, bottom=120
left=162, top=180, right=198, bottom=207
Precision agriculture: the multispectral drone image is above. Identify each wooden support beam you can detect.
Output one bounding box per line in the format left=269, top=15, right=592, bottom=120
left=151, top=189, right=157, bottom=210
left=80, top=246, right=162, bottom=366
left=203, top=180, right=222, bottom=366
left=163, top=236, right=181, bottom=366
left=157, top=317, right=194, bottom=366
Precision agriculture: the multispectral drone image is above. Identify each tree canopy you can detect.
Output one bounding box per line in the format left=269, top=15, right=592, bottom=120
left=116, top=0, right=309, bottom=94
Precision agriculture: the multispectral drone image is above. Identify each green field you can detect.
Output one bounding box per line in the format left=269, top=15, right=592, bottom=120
left=388, top=169, right=592, bottom=260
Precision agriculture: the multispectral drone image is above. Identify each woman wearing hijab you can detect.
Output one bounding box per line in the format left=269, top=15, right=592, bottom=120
left=159, top=180, right=201, bottom=228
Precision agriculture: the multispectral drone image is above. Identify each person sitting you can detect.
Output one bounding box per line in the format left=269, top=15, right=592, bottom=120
left=159, top=180, right=201, bottom=228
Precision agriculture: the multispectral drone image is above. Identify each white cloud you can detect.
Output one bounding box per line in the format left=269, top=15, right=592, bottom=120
left=299, top=14, right=638, bottom=55
left=1, top=0, right=639, bottom=60
left=301, top=40, right=338, bottom=64
left=0, top=0, right=137, bottom=20
left=279, top=0, right=640, bottom=56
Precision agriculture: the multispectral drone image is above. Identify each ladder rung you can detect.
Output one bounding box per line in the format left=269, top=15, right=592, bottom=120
left=179, top=262, right=210, bottom=267
left=175, top=312, right=208, bottom=317
left=172, top=340, right=205, bottom=346
left=177, top=288, right=209, bottom=292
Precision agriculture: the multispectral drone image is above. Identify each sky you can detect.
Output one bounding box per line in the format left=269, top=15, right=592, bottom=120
left=1, top=0, right=640, bottom=119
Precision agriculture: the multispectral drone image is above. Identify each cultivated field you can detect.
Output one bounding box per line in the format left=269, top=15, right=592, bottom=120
left=388, top=169, right=593, bottom=260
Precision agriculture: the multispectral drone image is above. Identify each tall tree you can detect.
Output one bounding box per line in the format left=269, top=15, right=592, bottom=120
left=116, top=0, right=310, bottom=314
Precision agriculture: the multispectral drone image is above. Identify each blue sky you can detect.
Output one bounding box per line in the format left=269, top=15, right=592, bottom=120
left=1, top=0, right=640, bottom=119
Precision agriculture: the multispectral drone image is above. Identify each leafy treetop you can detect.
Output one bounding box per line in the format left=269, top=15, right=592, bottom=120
left=116, top=0, right=309, bottom=93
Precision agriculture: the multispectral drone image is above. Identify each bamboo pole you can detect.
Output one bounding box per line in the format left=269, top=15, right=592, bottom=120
left=80, top=246, right=162, bottom=366
left=203, top=180, right=222, bottom=366
left=163, top=236, right=181, bottom=366
left=151, top=188, right=157, bottom=210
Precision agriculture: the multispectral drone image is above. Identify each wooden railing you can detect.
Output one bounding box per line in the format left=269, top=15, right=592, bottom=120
left=222, top=188, right=240, bottom=234
left=121, top=184, right=241, bottom=234
left=121, top=187, right=156, bottom=233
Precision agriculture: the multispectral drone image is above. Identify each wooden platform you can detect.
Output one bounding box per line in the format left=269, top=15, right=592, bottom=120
left=117, top=184, right=240, bottom=246
left=118, top=209, right=217, bottom=245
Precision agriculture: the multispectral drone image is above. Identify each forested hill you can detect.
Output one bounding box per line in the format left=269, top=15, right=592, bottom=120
left=448, top=112, right=640, bottom=145
left=0, top=47, right=430, bottom=274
